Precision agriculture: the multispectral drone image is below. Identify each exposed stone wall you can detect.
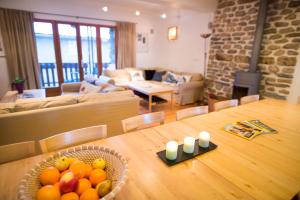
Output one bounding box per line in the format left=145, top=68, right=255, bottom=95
left=206, top=0, right=300, bottom=100
left=259, top=0, right=300, bottom=99
left=206, top=0, right=259, bottom=98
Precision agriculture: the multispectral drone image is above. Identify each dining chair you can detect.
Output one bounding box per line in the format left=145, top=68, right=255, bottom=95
left=122, top=112, right=165, bottom=133
left=176, top=106, right=208, bottom=120
left=39, top=125, right=107, bottom=153
left=213, top=99, right=238, bottom=111
left=240, top=95, right=260, bottom=105
left=0, top=141, right=36, bottom=164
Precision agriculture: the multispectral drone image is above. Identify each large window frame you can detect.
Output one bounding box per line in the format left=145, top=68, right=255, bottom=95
left=34, top=19, right=117, bottom=93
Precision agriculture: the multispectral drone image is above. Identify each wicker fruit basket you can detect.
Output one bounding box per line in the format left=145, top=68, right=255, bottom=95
left=18, top=145, right=129, bottom=200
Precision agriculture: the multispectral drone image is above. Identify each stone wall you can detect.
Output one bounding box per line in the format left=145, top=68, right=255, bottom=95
left=206, top=0, right=300, bottom=100
left=259, top=0, right=300, bottom=99
left=206, top=0, right=259, bottom=98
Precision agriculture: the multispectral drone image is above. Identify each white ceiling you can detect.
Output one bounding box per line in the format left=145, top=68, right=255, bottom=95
left=100, top=0, right=217, bottom=13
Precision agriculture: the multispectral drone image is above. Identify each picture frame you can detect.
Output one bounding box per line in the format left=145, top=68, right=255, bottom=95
left=137, top=32, right=149, bottom=53
left=168, top=26, right=178, bottom=41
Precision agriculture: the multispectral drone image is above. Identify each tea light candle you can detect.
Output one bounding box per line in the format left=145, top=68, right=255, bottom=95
left=183, top=136, right=195, bottom=154
left=199, top=131, right=210, bottom=148
left=165, top=141, right=178, bottom=160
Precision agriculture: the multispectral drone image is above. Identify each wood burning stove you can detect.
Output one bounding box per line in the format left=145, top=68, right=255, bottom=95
left=232, top=0, right=267, bottom=100
left=232, top=71, right=261, bottom=99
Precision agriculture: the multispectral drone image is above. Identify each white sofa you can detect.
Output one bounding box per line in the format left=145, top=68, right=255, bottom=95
left=103, top=68, right=204, bottom=105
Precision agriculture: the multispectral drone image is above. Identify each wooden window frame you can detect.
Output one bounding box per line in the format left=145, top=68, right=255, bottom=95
left=33, top=19, right=117, bottom=94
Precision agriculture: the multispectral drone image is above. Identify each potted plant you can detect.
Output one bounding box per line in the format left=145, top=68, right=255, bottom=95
left=12, top=77, right=25, bottom=94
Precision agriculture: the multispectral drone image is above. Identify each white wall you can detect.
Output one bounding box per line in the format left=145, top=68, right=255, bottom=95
left=145, top=9, right=214, bottom=74
left=0, top=0, right=215, bottom=94
left=288, top=53, right=300, bottom=104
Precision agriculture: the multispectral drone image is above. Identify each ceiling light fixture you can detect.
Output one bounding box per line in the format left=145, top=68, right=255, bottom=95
left=102, top=6, right=108, bottom=12
left=135, top=11, right=141, bottom=16
left=161, top=13, right=167, bottom=19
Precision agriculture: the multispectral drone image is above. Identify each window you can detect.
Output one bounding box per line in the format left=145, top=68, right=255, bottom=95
left=100, top=27, right=116, bottom=72
left=34, top=22, right=59, bottom=87
left=33, top=20, right=117, bottom=89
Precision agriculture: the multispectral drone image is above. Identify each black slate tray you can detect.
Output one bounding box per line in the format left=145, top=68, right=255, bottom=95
left=157, top=140, right=217, bottom=166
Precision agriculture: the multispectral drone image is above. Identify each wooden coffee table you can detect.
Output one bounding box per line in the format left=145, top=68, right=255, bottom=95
left=0, top=89, right=46, bottom=103
left=128, top=81, right=175, bottom=112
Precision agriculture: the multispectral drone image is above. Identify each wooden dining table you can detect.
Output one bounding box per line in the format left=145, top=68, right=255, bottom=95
left=0, top=99, right=300, bottom=200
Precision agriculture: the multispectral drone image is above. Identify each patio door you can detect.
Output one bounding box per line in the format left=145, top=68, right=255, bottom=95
left=33, top=20, right=116, bottom=95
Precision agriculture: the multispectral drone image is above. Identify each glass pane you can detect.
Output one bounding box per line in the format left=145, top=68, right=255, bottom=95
left=80, top=25, right=98, bottom=77
left=100, top=27, right=116, bottom=73
left=58, top=24, right=80, bottom=83
left=34, top=22, right=58, bottom=88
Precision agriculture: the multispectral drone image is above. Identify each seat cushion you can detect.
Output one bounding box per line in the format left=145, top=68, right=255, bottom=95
left=0, top=103, right=15, bottom=114
left=100, top=84, right=125, bottom=93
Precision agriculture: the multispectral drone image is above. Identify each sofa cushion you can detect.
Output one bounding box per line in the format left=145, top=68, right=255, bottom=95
left=84, top=74, right=98, bottom=84
left=15, top=96, right=78, bottom=112
left=78, top=90, right=135, bottom=103
left=128, top=70, right=145, bottom=81
left=100, top=84, right=125, bottom=93
left=104, top=69, right=131, bottom=80
left=182, top=72, right=203, bottom=82
left=95, top=76, right=115, bottom=86
left=165, top=72, right=178, bottom=83
left=79, top=81, right=102, bottom=94
left=144, top=70, right=156, bottom=80
left=0, top=103, right=15, bottom=114
left=152, top=71, right=166, bottom=82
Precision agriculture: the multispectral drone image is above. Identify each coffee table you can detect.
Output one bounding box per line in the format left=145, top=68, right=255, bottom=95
left=0, top=89, right=46, bottom=103
left=128, top=81, right=175, bottom=112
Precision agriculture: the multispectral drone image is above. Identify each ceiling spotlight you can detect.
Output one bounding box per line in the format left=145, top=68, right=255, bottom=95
left=102, top=6, right=108, bottom=12
left=135, top=10, right=141, bottom=16
left=161, top=13, right=167, bottom=19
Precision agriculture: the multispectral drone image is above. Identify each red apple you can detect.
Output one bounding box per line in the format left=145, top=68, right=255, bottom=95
left=59, top=171, right=78, bottom=193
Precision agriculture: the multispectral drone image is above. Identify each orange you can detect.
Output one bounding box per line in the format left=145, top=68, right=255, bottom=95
left=70, top=161, right=87, bottom=179
left=61, top=192, right=79, bottom=200
left=75, top=178, right=91, bottom=196
left=39, top=167, right=60, bottom=185
left=89, top=169, right=107, bottom=187
left=36, top=185, right=60, bottom=200
left=53, top=182, right=60, bottom=190
left=85, top=164, right=92, bottom=178
left=79, top=188, right=98, bottom=200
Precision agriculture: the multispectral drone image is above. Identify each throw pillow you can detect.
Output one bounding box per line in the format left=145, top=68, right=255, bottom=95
left=165, top=72, right=178, bottom=83
left=144, top=70, right=156, bottom=80
left=84, top=74, right=97, bottom=84
left=79, top=81, right=102, bottom=94
left=152, top=71, right=166, bottom=82
left=183, top=75, right=192, bottom=83
left=128, top=70, right=145, bottom=81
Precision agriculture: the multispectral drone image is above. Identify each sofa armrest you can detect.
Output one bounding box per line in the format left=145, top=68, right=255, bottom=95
left=178, top=81, right=203, bottom=91
left=61, top=82, right=81, bottom=93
